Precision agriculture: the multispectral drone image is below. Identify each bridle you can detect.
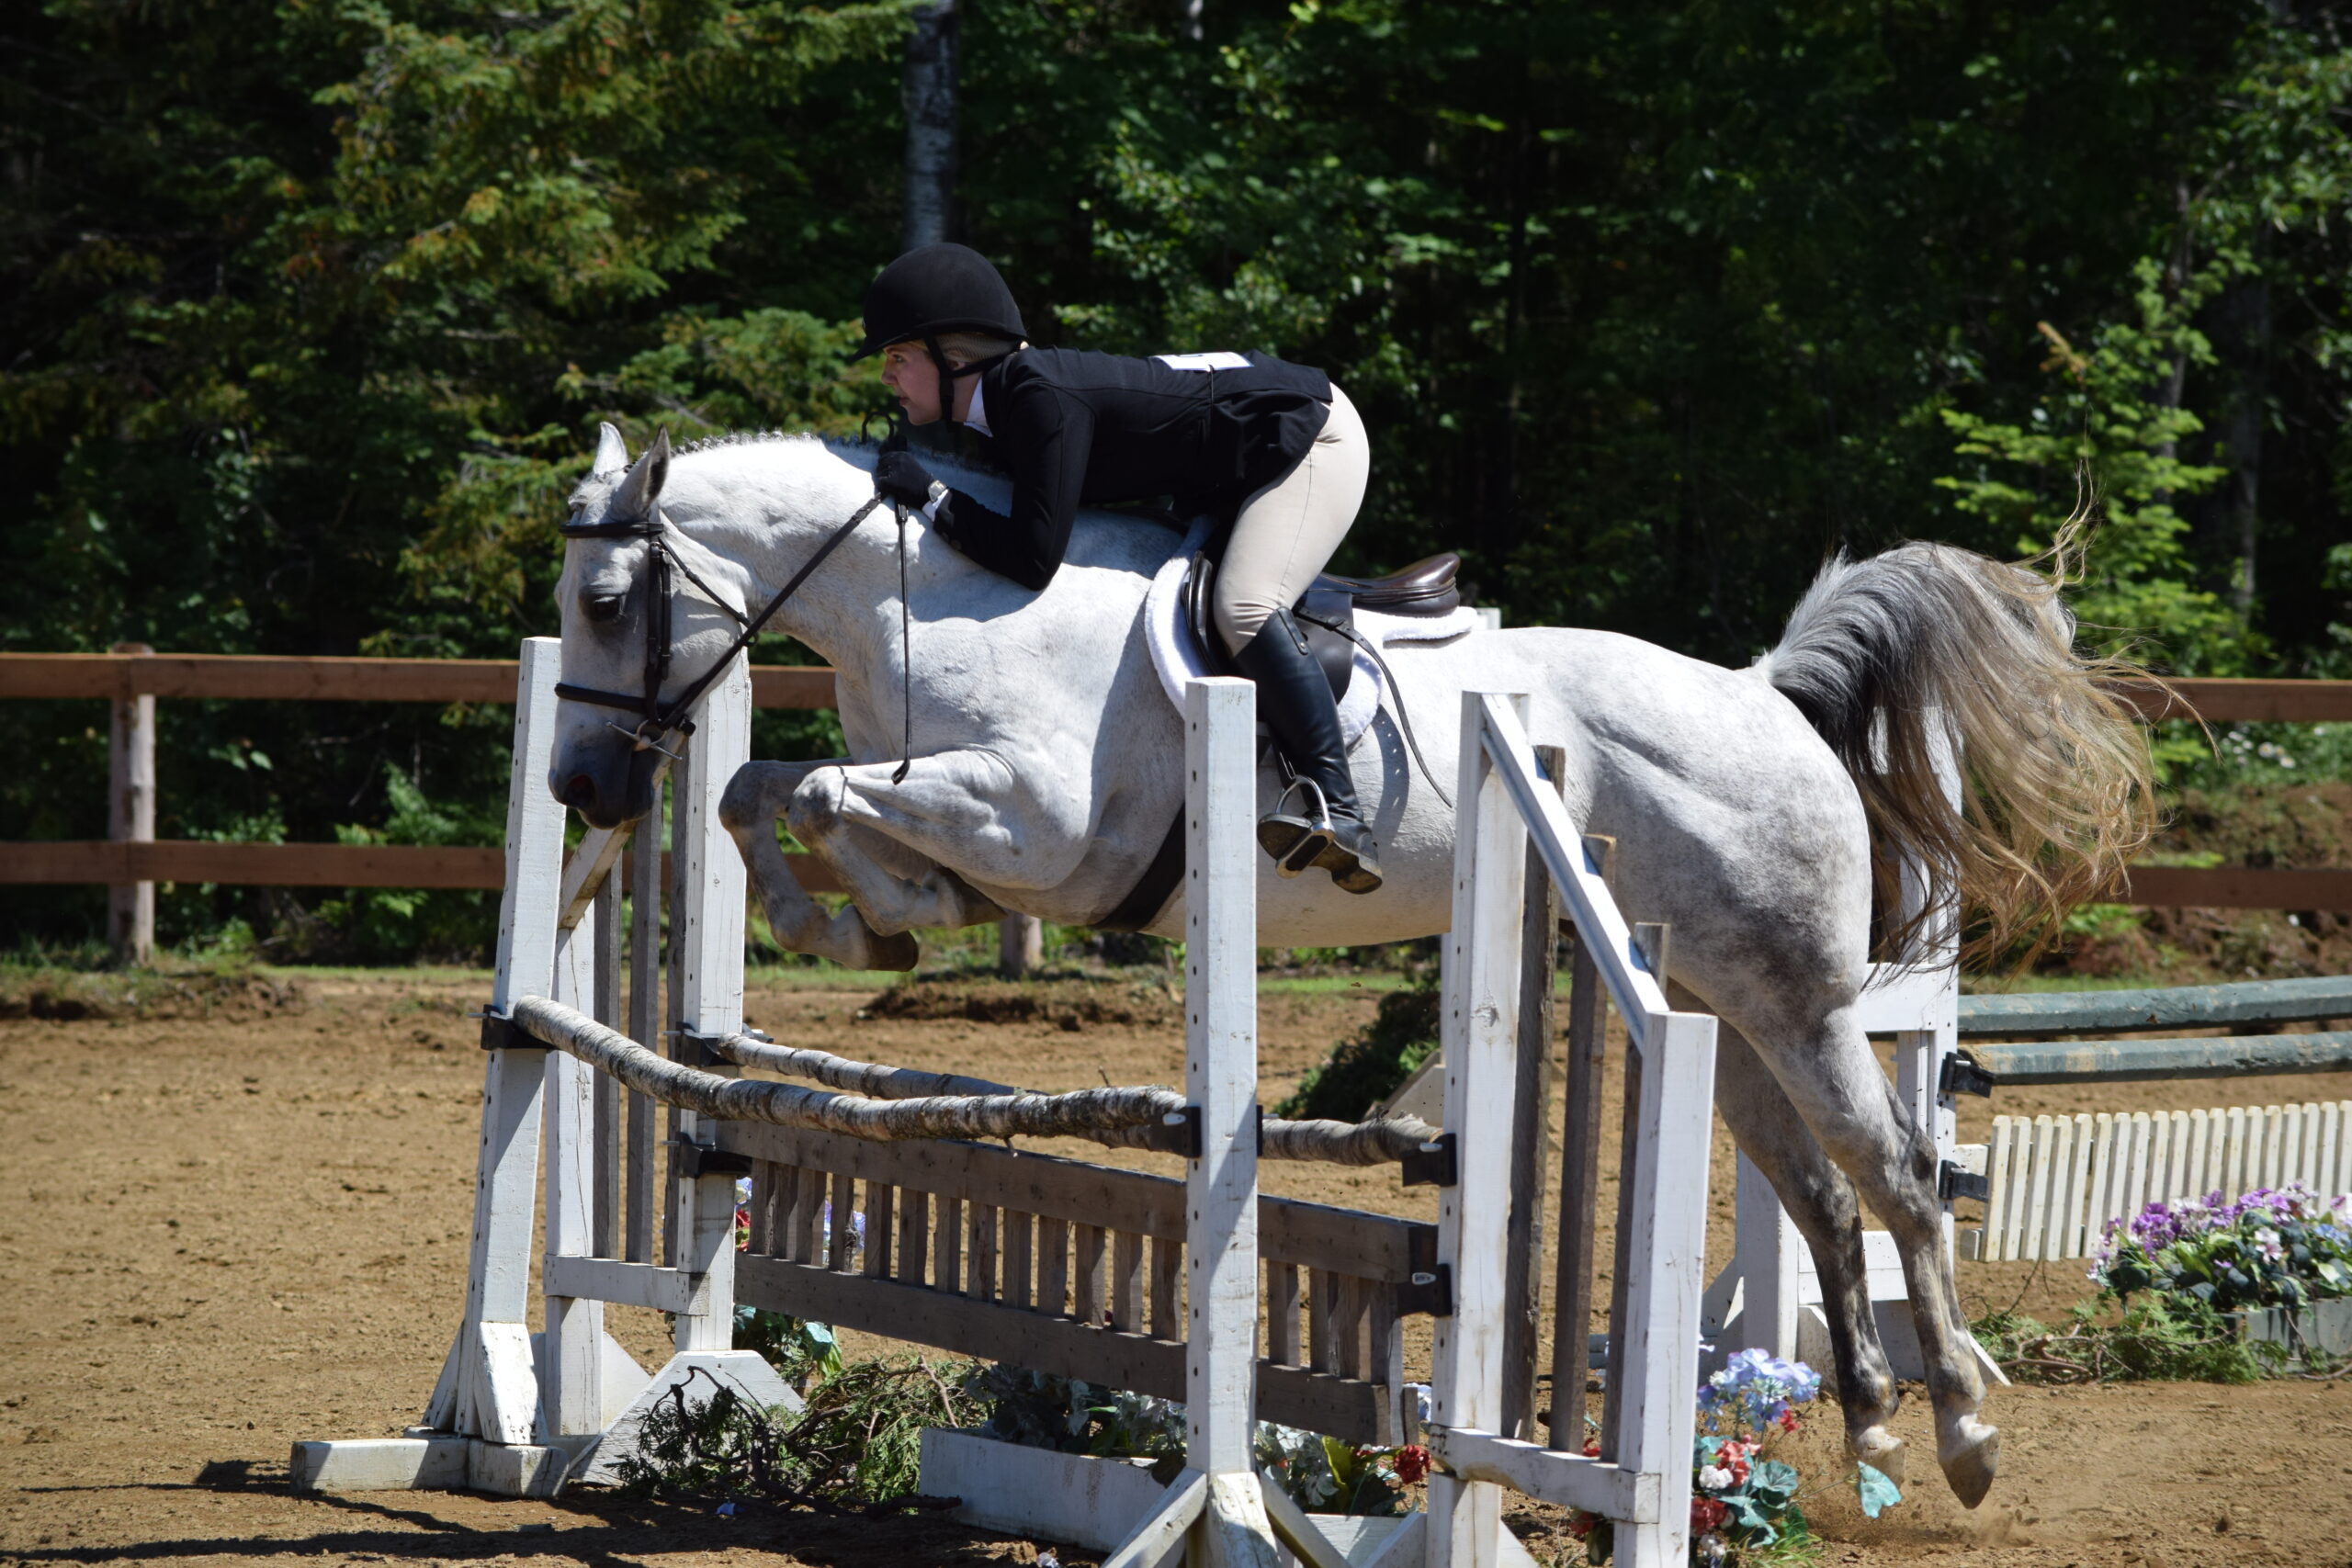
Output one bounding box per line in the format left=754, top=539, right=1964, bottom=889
left=555, top=491, right=888, bottom=750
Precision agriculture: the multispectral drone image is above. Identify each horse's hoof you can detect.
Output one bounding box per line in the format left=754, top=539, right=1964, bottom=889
left=1939, top=1418, right=2000, bottom=1509
left=1850, top=1427, right=1905, bottom=1487
left=865, top=931, right=921, bottom=972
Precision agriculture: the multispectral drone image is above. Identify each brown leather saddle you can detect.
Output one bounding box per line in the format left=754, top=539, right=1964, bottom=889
left=1182, top=550, right=1462, bottom=699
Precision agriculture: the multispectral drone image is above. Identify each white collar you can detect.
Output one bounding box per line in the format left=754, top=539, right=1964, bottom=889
left=961, top=374, right=992, bottom=437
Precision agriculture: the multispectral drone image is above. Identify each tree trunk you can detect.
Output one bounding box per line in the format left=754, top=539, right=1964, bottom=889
left=2212, top=266, right=2272, bottom=617
left=900, top=0, right=959, bottom=253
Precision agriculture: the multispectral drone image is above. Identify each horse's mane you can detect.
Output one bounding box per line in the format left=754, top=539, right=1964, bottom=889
left=674, top=430, right=829, bottom=458
left=657, top=428, right=1022, bottom=501
left=583, top=428, right=1184, bottom=567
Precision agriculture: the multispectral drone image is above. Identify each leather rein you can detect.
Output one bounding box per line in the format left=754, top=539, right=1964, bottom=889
left=554, top=494, right=888, bottom=750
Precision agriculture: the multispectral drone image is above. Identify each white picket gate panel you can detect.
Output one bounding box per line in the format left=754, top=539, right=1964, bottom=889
left=1962, top=1100, right=2352, bottom=1261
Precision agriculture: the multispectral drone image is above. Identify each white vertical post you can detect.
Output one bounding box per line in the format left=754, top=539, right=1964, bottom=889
left=1732, top=1153, right=1800, bottom=1359
left=439, top=637, right=566, bottom=1444
left=543, top=892, right=605, bottom=1435
left=669, top=656, right=751, bottom=1354
left=1893, top=964, right=1961, bottom=1257
left=627, top=803, right=662, bottom=1264
left=1896, top=743, right=1964, bottom=1252
left=107, top=641, right=156, bottom=965
left=1612, top=1010, right=1719, bottom=1568
left=1182, top=677, right=1280, bottom=1566
left=1429, top=693, right=1529, bottom=1568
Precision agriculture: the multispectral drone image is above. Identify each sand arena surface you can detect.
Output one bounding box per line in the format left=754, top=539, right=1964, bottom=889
left=2, top=969, right=2348, bottom=1566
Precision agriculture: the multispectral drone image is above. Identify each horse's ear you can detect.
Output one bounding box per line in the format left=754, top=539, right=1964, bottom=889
left=593, top=422, right=629, bottom=479
left=610, top=427, right=671, bottom=521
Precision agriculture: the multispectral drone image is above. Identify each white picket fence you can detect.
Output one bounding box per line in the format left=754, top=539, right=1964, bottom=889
left=1961, top=1100, right=2352, bottom=1262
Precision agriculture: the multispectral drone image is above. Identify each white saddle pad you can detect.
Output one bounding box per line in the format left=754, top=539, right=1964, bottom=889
left=1142, top=524, right=1483, bottom=747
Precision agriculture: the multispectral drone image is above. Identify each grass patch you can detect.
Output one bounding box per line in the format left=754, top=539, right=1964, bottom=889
left=1258, top=973, right=1413, bottom=998
left=858, top=977, right=1181, bottom=1032
left=0, top=954, right=303, bottom=1021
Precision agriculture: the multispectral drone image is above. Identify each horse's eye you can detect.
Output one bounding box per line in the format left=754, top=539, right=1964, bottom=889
left=583, top=592, right=625, bottom=625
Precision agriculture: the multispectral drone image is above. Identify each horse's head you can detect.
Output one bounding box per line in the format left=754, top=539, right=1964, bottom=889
left=549, top=423, right=754, bottom=828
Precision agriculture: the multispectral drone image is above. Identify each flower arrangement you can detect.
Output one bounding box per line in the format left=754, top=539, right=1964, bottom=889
left=1253, top=1422, right=1428, bottom=1516
left=1570, top=1350, right=1895, bottom=1566
left=2094, top=1181, right=2352, bottom=1314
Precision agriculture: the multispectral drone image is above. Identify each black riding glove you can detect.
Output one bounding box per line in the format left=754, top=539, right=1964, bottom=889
left=874, top=450, right=934, bottom=510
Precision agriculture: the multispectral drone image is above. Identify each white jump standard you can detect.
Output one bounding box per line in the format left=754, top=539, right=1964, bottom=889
left=291, top=655, right=1734, bottom=1568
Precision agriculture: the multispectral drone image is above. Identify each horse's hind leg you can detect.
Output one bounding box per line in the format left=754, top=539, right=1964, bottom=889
left=1752, top=1004, right=1998, bottom=1506
left=1706, top=1016, right=1905, bottom=1482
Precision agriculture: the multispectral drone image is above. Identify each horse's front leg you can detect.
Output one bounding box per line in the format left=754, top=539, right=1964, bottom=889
left=786, top=749, right=1084, bottom=939
left=720, top=760, right=922, bottom=972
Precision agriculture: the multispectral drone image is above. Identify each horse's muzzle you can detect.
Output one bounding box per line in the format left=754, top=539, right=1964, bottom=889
left=548, top=740, right=660, bottom=829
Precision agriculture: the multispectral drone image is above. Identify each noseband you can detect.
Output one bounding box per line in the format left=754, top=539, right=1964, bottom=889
left=555, top=494, right=887, bottom=748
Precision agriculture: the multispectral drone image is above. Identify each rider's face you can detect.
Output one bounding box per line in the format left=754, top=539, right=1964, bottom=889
left=880, top=343, right=944, bottom=425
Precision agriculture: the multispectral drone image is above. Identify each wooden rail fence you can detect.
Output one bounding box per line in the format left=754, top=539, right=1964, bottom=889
left=4, top=654, right=2347, bottom=963
left=0, top=649, right=837, bottom=962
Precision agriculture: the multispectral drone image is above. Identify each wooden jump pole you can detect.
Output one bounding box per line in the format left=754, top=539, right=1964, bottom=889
left=106, top=641, right=155, bottom=964
left=999, top=910, right=1044, bottom=976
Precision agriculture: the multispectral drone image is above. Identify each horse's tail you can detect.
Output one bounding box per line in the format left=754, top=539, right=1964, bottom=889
left=1753, top=525, right=2155, bottom=967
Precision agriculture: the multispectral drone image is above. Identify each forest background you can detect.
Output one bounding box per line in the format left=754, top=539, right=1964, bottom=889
left=6, top=0, right=2352, bottom=960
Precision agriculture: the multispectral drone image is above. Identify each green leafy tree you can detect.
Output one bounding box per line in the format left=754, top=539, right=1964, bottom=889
left=1937, top=260, right=2253, bottom=675
left=9, top=0, right=2352, bottom=953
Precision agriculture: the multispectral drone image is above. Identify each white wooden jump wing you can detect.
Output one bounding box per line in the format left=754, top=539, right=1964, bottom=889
left=1424, top=691, right=1720, bottom=1568
left=452, top=637, right=566, bottom=1450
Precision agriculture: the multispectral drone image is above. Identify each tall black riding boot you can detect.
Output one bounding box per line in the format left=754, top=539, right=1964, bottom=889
left=1230, top=609, right=1382, bottom=894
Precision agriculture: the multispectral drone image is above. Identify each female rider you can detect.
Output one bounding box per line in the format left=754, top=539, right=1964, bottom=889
left=860, top=243, right=1379, bottom=895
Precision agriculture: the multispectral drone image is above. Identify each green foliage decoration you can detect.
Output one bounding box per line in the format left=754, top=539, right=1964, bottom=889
left=1973, top=1299, right=2285, bottom=1386
left=612, top=1358, right=968, bottom=1512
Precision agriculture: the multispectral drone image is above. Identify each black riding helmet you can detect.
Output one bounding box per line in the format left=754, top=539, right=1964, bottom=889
left=858, top=243, right=1028, bottom=424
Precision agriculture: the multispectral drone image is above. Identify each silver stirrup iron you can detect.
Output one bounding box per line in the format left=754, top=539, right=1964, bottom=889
left=1265, top=776, right=1335, bottom=878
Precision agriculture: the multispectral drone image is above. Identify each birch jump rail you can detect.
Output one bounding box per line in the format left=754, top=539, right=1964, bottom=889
left=286, top=647, right=1730, bottom=1568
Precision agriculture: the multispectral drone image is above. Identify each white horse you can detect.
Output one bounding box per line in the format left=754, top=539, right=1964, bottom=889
left=548, top=423, right=2152, bottom=1509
